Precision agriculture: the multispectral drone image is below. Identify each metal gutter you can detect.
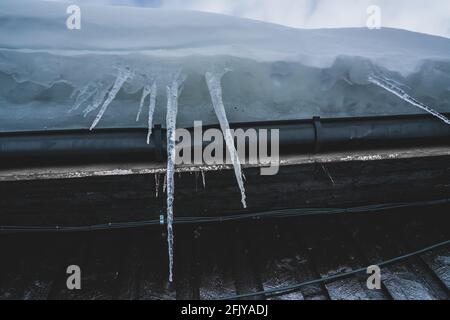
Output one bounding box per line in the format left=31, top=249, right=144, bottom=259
left=1, top=114, right=449, bottom=165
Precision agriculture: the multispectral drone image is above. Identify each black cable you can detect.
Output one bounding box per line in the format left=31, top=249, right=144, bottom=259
left=1, top=198, right=449, bottom=234
left=218, top=239, right=450, bottom=300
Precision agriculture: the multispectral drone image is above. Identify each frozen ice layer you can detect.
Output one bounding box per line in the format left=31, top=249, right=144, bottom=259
left=0, top=0, right=450, bottom=133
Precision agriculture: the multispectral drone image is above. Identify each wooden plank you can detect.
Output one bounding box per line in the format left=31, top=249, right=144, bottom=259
left=345, top=214, right=416, bottom=300
left=115, top=230, right=145, bottom=300
left=0, top=209, right=447, bottom=300
left=296, top=216, right=387, bottom=300
left=2, top=146, right=450, bottom=182
left=174, top=226, right=199, bottom=300
left=46, top=233, right=91, bottom=299
left=138, top=227, right=175, bottom=300
left=408, top=209, right=450, bottom=292
left=0, top=234, right=29, bottom=299
left=2, top=153, right=450, bottom=226
left=20, top=234, right=65, bottom=300
left=254, top=221, right=306, bottom=300
left=51, top=231, right=125, bottom=300
left=346, top=212, right=443, bottom=300
left=245, top=220, right=308, bottom=300
left=228, top=223, right=265, bottom=300
left=195, top=224, right=236, bottom=300
left=283, top=227, right=330, bottom=300
left=421, top=248, right=450, bottom=291
left=387, top=207, right=450, bottom=297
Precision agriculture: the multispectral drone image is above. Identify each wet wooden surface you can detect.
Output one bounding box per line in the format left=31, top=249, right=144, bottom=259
left=1, top=148, right=450, bottom=225
left=0, top=205, right=449, bottom=300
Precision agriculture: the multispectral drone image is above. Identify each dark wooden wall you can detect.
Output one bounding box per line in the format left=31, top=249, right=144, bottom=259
left=1, top=153, right=450, bottom=226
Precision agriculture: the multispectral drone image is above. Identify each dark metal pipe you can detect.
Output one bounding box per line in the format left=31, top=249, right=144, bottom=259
left=1, top=114, right=450, bottom=166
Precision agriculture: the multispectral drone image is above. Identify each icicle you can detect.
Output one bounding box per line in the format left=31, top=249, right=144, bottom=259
left=70, top=87, right=80, bottom=100
left=369, top=74, right=450, bottom=125
left=147, top=82, right=157, bottom=144
left=163, top=173, right=167, bottom=194
left=194, top=171, right=199, bottom=192
left=201, top=170, right=206, bottom=188
left=69, top=84, right=98, bottom=112
left=342, top=77, right=353, bottom=86
left=136, top=84, right=151, bottom=122
left=137, top=82, right=158, bottom=144
left=165, top=75, right=184, bottom=283
left=205, top=70, right=247, bottom=208
left=89, top=68, right=133, bottom=131
left=82, top=82, right=110, bottom=117
left=155, top=173, right=160, bottom=198
left=382, top=76, right=411, bottom=90
left=321, top=163, right=335, bottom=186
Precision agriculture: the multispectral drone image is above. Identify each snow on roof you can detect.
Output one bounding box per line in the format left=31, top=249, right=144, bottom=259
left=2, top=0, right=449, bottom=68
left=0, top=0, right=449, bottom=132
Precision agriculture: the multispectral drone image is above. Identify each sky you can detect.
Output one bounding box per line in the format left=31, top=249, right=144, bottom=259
left=52, top=0, right=450, bottom=38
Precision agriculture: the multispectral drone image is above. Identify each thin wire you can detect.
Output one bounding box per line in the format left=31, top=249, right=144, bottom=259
left=1, top=198, right=449, bottom=234
left=218, top=239, right=450, bottom=300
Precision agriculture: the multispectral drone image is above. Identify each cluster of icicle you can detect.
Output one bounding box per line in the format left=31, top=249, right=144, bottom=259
left=71, top=67, right=247, bottom=283
left=70, top=67, right=158, bottom=140
left=368, top=74, right=450, bottom=125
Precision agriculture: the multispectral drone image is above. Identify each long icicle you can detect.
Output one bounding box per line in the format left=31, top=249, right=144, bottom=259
left=69, top=84, right=97, bottom=112
left=166, top=76, right=182, bottom=283
left=89, top=68, right=133, bottom=131
left=147, top=82, right=157, bottom=144
left=82, top=82, right=110, bottom=117
left=368, top=74, right=450, bottom=125
left=205, top=71, right=247, bottom=208
left=136, top=84, right=152, bottom=122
